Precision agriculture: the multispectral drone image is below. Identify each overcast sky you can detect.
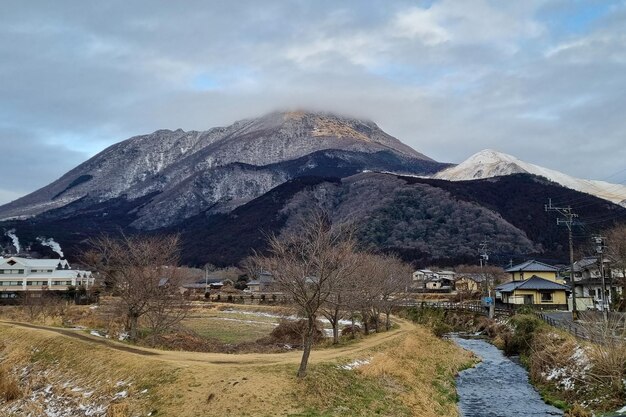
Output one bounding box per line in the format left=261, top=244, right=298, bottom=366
left=1, top=0, right=625, bottom=205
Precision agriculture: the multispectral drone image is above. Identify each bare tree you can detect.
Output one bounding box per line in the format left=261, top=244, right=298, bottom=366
left=345, top=253, right=379, bottom=335
left=377, top=255, right=412, bottom=331
left=318, top=252, right=360, bottom=344
left=20, top=291, right=44, bottom=322
left=255, top=212, right=358, bottom=377
left=83, top=234, right=188, bottom=341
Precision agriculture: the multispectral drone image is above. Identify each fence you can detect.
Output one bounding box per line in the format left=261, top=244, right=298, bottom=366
left=535, top=311, right=626, bottom=344
left=535, top=312, right=592, bottom=341
left=409, top=301, right=513, bottom=317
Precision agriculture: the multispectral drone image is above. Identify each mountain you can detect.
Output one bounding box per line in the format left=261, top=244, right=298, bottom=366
left=4, top=171, right=625, bottom=267
left=0, top=111, right=444, bottom=229
left=3, top=114, right=626, bottom=267
left=434, top=149, right=626, bottom=206
left=174, top=172, right=626, bottom=266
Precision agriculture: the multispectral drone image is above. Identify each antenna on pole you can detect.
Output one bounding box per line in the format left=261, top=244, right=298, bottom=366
left=546, top=199, right=579, bottom=320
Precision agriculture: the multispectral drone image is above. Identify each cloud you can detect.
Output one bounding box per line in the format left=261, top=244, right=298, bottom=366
left=0, top=0, right=625, bottom=205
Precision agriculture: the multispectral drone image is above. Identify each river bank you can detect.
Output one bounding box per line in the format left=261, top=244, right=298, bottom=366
left=451, top=335, right=562, bottom=417
left=403, top=307, right=626, bottom=416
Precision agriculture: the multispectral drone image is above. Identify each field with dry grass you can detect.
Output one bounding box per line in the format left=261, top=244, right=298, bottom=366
left=0, top=312, right=474, bottom=417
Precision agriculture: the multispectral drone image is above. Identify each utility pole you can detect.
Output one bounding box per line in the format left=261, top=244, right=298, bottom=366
left=204, top=263, right=211, bottom=296
left=546, top=199, right=579, bottom=320
left=479, top=239, right=494, bottom=319
left=592, top=235, right=608, bottom=322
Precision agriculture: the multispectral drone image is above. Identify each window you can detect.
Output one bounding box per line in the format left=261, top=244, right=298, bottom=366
left=1, top=269, right=25, bottom=274
left=540, top=292, right=553, bottom=302
left=26, top=281, right=48, bottom=286
left=0, top=281, right=20, bottom=286
left=0, top=293, right=17, bottom=299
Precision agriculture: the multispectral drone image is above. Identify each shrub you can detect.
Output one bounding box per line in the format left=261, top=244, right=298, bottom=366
left=564, top=404, right=591, bottom=417
left=341, top=325, right=361, bottom=337
left=0, top=368, right=22, bottom=402
left=502, top=314, right=544, bottom=356
left=269, top=319, right=324, bottom=347
left=107, top=401, right=130, bottom=417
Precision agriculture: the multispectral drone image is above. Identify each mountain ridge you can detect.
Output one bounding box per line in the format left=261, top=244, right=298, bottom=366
left=0, top=111, right=440, bottom=225
left=434, top=149, right=626, bottom=206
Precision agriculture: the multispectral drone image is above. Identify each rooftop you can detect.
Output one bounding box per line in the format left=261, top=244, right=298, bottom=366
left=505, top=260, right=559, bottom=273
left=496, top=275, right=570, bottom=292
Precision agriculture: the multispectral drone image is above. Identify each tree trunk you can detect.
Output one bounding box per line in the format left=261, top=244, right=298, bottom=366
left=362, top=312, right=369, bottom=334
left=297, top=315, right=316, bottom=378
left=385, top=311, right=391, bottom=331
left=331, top=308, right=341, bottom=344
left=129, top=314, right=139, bottom=341
left=621, top=271, right=626, bottom=312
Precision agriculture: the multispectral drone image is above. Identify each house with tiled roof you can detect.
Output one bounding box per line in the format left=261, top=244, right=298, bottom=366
left=505, top=260, right=561, bottom=282
left=497, top=260, right=570, bottom=309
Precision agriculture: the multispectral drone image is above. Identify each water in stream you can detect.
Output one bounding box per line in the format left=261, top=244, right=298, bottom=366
left=452, top=336, right=563, bottom=417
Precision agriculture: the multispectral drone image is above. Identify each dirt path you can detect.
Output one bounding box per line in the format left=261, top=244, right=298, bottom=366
left=0, top=318, right=414, bottom=367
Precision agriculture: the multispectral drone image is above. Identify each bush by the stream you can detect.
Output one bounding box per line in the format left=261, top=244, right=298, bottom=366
left=501, top=314, right=545, bottom=357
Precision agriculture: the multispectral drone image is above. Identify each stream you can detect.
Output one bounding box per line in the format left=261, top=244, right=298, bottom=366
left=451, top=335, right=563, bottom=417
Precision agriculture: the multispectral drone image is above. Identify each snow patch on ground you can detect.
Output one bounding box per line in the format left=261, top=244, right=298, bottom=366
left=0, top=365, right=138, bottom=417
left=339, top=358, right=372, bottom=370
left=541, top=341, right=591, bottom=391
left=217, top=309, right=360, bottom=337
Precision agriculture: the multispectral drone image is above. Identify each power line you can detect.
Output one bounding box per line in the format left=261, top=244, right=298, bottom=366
left=546, top=198, right=579, bottom=319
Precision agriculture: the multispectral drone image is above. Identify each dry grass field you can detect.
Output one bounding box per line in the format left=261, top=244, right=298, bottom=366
left=0, top=305, right=474, bottom=417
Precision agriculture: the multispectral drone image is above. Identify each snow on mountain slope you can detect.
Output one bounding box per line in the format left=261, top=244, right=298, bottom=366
left=0, top=111, right=441, bottom=226
left=434, top=149, right=626, bottom=206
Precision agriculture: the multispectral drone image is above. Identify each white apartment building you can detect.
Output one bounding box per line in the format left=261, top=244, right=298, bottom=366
left=0, top=256, right=94, bottom=300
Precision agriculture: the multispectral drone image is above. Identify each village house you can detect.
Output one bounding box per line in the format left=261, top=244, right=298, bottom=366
left=454, top=273, right=484, bottom=294
left=496, top=260, right=569, bottom=309
left=567, top=257, right=624, bottom=311
left=246, top=271, right=274, bottom=293
left=181, top=277, right=225, bottom=294
left=0, top=256, right=94, bottom=301
left=411, top=269, right=455, bottom=292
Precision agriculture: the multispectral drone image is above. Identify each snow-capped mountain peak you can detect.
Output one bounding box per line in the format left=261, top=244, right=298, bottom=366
left=435, top=149, right=626, bottom=206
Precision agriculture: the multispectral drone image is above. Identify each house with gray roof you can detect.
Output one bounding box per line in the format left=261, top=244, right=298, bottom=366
left=505, top=260, right=561, bottom=282
left=496, top=275, right=570, bottom=309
